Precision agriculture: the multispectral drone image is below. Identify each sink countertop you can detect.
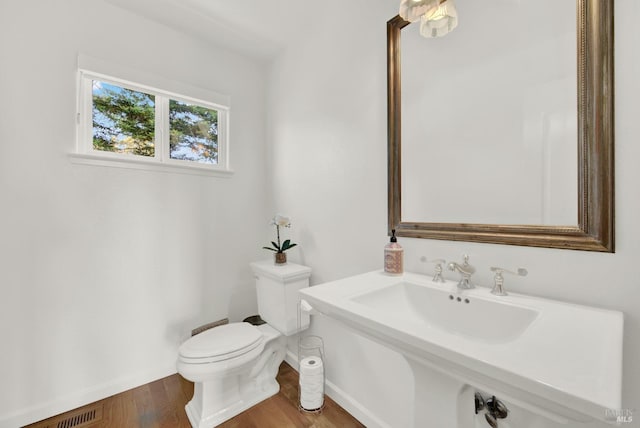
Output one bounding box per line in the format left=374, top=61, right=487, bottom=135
left=299, top=270, right=623, bottom=422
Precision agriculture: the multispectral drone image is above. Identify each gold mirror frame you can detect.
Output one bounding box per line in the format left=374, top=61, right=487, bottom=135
left=388, top=0, right=614, bottom=252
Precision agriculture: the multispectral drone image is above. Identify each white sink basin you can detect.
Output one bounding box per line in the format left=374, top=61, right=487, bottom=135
left=351, top=281, right=539, bottom=343
left=299, top=270, right=623, bottom=424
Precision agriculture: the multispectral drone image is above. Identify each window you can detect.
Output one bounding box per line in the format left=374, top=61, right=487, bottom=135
left=92, top=81, right=156, bottom=157
left=168, top=99, right=218, bottom=164
left=76, top=70, right=230, bottom=175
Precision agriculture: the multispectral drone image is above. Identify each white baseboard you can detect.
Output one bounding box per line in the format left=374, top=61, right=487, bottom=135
left=6, top=353, right=392, bottom=428
left=284, top=350, right=391, bottom=428
left=284, top=348, right=299, bottom=369
left=0, top=365, right=177, bottom=428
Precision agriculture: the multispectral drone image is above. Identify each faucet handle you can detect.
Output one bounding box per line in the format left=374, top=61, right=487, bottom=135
left=489, top=267, right=528, bottom=296
left=420, top=257, right=446, bottom=282
left=430, top=259, right=446, bottom=282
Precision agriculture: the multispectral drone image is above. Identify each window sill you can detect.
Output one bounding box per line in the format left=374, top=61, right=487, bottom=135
left=69, top=153, right=234, bottom=178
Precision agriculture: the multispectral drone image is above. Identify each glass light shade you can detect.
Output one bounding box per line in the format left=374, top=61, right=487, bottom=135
left=420, top=0, right=458, bottom=38
left=399, top=0, right=440, bottom=23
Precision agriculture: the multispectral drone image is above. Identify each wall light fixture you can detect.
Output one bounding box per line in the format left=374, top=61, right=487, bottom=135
left=399, top=0, right=458, bottom=38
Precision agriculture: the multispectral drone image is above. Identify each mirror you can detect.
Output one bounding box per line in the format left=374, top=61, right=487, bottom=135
left=388, top=0, right=614, bottom=252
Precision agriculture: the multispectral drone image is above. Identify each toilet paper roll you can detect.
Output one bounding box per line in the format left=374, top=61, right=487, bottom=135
left=299, top=356, right=324, bottom=411
left=300, top=356, right=324, bottom=375
left=300, top=374, right=323, bottom=385
left=300, top=374, right=324, bottom=385
left=300, top=396, right=324, bottom=411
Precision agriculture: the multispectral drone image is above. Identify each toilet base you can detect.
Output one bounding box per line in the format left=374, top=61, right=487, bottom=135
left=182, top=326, right=286, bottom=427
left=185, top=379, right=279, bottom=428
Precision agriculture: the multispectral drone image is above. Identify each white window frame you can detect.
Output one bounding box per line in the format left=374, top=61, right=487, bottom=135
left=73, top=67, right=232, bottom=177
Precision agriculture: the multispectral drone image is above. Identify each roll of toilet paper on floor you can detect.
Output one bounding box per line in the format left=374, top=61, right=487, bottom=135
left=299, top=356, right=324, bottom=410
left=300, top=356, right=324, bottom=374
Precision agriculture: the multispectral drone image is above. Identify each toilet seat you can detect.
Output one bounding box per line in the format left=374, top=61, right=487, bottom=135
left=179, top=322, right=264, bottom=364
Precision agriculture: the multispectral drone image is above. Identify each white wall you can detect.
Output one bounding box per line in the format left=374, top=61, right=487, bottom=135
left=0, top=1, right=267, bottom=426
left=1, top=0, right=637, bottom=427
left=268, top=1, right=640, bottom=427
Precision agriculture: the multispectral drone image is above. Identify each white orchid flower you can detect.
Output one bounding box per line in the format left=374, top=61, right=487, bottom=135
left=273, top=214, right=291, bottom=228
left=263, top=214, right=297, bottom=254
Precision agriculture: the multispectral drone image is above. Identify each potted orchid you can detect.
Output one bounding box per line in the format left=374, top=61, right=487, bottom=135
left=263, top=214, right=297, bottom=264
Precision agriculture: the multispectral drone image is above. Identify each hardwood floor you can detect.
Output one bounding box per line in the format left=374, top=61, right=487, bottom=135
left=26, top=362, right=365, bottom=428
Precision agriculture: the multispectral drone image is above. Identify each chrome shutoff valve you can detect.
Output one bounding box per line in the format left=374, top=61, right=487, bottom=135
left=475, top=392, right=509, bottom=428
left=484, top=396, right=509, bottom=428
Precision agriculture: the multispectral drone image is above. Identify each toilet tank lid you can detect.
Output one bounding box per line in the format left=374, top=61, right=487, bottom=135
left=250, top=260, right=311, bottom=283
left=179, top=322, right=263, bottom=359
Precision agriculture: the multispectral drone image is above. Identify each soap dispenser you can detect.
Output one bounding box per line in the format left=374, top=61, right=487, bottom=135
left=384, top=229, right=403, bottom=275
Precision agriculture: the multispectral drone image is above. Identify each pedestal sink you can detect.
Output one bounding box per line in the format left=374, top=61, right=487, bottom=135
left=299, top=270, right=623, bottom=426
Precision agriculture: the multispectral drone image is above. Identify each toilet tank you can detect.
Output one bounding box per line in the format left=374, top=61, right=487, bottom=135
left=250, top=260, right=312, bottom=336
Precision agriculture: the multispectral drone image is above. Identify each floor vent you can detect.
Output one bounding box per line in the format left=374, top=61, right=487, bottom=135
left=192, top=318, right=229, bottom=336
left=56, top=406, right=99, bottom=428
left=27, top=403, right=103, bottom=428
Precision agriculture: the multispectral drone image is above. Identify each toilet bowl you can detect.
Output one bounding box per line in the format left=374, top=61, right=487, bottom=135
left=178, top=323, right=286, bottom=428
left=177, top=260, right=312, bottom=428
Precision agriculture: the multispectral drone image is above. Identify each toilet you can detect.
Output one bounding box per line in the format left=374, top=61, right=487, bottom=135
left=177, top=260, right=312, bottom=428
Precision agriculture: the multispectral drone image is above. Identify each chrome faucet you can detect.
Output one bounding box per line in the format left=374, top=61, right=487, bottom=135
left=448, top=254, right=475, bottom=289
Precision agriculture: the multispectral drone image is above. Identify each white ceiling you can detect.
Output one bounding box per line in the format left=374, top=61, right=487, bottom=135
left=105, top=0, right=326, bottom=60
